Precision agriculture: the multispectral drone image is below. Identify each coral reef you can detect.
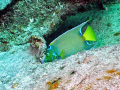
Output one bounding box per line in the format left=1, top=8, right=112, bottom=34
left=0, top=0, right=118, bottom=52
left=0, top=0, right=77, bottom=52
left=29, top=35, right=47, bottom=61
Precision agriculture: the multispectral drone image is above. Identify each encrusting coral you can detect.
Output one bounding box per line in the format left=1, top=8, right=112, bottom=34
left=29, top=35, right=47, bottom=62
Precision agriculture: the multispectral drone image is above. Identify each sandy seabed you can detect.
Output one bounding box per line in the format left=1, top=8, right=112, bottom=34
left=0, top=44, right=120, bottom=90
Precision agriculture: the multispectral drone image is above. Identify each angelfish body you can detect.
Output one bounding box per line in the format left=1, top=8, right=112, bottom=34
left=42, top=19, right=97, bottom=62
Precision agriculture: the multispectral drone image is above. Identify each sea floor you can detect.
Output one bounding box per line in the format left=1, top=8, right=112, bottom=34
left=0, top=44, right=120, bottom=90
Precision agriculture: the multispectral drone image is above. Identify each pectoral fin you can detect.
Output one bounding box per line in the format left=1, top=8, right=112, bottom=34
left=59, top=50, right=65, bottom=59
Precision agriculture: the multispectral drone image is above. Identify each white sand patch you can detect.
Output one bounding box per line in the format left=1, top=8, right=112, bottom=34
left=0, top=44, right=120, bottom=90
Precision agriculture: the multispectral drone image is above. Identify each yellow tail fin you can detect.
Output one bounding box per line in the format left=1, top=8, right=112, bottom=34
left=83, top=26, right=97, bottom=41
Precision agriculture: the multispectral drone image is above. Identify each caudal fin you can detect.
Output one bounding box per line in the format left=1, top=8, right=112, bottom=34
left=83, top=25, right=97, bottom=41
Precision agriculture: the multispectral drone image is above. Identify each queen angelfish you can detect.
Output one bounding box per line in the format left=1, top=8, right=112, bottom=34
left=41, top=19, right=97, bottom=63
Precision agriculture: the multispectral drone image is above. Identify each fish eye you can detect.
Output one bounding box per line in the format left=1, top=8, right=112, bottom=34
left=47, top=45, right=51, bottom=50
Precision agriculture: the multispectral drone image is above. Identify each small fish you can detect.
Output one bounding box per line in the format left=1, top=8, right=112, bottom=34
left=42, top=19, right=97, bottom=62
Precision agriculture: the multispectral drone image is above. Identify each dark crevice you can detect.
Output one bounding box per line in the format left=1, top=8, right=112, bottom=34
left=43, top=1, right=109, bottom=46
left=44, top=23, right=71, bottom=46
left=43, top=10, right=94, bottom=46
left=43, top=16, right=90, bottom=46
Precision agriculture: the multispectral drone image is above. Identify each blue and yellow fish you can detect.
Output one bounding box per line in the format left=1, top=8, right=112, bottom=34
left=41, top=19, right=97, bottom=63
